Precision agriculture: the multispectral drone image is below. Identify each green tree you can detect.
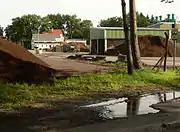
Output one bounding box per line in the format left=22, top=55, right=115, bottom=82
left=0, top=26, right=3, bottom=36
left=5, top=14, right=92, bottom=47
left=99, top=17, right=123, bottom=27
left=80, top=20, right=93, bottom=44
left=150, top=15, right=155, bottom=24
left=5, top=14, right=42, bottom=48
left=44, top=14, right=63, bottom=30
left=136, top=12, right=151, bottom=27
left=62, top=14, right=82, bottom=39
left=99, top=12, right=151, bottom=27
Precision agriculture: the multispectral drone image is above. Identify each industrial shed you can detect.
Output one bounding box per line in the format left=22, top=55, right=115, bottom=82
left=90, top=27, right=172, bottom=55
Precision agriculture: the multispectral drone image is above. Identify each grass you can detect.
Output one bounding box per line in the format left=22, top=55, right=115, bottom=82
left=0, top=69, right=180, bottom=109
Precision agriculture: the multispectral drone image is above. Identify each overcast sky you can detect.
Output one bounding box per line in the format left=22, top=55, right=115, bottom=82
left=1, top=0, right=180, bottom=27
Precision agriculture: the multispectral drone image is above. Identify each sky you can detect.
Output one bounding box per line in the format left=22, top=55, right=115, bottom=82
left=1, top=0, right=180, bottom=28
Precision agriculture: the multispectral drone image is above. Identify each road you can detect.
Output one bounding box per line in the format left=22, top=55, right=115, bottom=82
left=29, top=50, right=180, bottom=67
left=31, top=50, right=180, bottom=73
left=106, top=56, right=180, bottom=67
left=36, top=54, right=111, bottom=75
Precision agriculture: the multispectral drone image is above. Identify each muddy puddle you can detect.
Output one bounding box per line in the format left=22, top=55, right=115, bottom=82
left=83, top=92, right=180, bottom=119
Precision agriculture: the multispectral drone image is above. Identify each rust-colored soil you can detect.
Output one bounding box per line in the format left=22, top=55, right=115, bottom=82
left=0, top=38, right=55, bottom=83
left=107, top=35, right=173, bottom=57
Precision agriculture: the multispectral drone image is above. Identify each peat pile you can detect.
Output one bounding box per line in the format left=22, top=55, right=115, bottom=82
left=0, top=38, right=55, bottom=84
left=107, top=35, right=173, bottom=57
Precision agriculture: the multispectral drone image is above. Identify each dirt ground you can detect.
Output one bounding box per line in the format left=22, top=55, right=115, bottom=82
left=37, top=54, right=112, bottom=75
left=63, top=112, right=180, bottom=132
left=0, top=100, right=180, bottom=132
left=1, top=51, right=179, bottom=132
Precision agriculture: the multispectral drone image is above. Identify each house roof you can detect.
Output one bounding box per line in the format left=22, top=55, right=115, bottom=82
left=32, top=34, right=62, bottom=42
left=43, top=29, right=63, bottom=35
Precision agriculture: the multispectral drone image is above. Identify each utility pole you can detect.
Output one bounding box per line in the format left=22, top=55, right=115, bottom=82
left=121, top=0, right=133, bottom=75
left=172, top=21, right=177, bottom=70
left=129, top=0, right=143, bottom=69
left=161, top=0, right=176, bottom=70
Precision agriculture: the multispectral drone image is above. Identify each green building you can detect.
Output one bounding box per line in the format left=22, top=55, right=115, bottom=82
left=148, top=22, right=180, bottom=29
left=90, top=27, right=171, bottom=55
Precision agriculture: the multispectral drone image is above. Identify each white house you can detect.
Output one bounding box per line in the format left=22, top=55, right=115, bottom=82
left=31, top=29, right=64, bottom=49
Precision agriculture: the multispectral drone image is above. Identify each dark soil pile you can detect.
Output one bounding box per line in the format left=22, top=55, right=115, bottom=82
left=0, top=38, right=55, bottom=84
left=107, top=35, right=173, bottom=57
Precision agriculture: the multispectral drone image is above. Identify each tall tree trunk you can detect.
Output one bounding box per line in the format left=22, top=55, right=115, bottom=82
left=121, top=0, right=133, bottom=75
left=129, top=0, right=143, bottom=69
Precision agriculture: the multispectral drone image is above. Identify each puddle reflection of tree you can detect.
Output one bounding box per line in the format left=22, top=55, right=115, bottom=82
left=126, top=96, right=140, bottom=116
left=126, top=92, right=176, bottom=117
left=157, top=92, right=176, bottom=102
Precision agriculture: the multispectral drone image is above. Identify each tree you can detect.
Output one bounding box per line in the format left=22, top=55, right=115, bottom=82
left=5, top=14, right=42, bottom=48
left=0, top=26, right=3, bottom=36
left=61, top=14, right=92, bottom=41
left=99, top=13, right=151, bottom=27
left=121, top=0, right=133, bottom=75
left=136, top=12, right=151, bottom=27
left=129, top=0, right=143, bottom=69
left=80, top=20, right=93, bottom=44
left=98, top=17, right=123, bottom=27
left=62, top=15, right=82, bottom=39
left=150, top=15, right=155, bottom=24
left=146, top=15, right=150, bottom=21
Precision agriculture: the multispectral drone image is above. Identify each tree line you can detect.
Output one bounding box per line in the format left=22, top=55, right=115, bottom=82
left=0, top=12, right=155, bottom=48
left=99, top=12, right=155, bottom=27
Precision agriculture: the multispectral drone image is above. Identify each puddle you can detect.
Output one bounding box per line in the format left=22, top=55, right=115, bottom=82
left=83, top=92, right=180, bottom=119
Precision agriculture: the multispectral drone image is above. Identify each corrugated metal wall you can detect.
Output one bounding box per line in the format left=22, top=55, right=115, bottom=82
left=90, top=28, right=104, bottom=39
left=105, top=29, right=169, bottom=39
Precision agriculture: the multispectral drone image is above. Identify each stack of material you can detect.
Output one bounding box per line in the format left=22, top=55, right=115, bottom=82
left=0, top=38, right=55, bottom=84
left=69, top=42, right=89, bottom=52
left=107, top=35, right=173, bottom=57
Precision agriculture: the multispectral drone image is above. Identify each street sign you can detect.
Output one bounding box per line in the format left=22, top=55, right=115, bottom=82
left=171, top=28, right=178, bottom=40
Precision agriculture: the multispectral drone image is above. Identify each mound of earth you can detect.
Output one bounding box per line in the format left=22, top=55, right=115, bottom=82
left=107, top=35, right=173, bottom=57
left=0, top=38, right=55, bottom=84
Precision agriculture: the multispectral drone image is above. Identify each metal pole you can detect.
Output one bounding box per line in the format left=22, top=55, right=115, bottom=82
left=38, top=27, right=40, bottom=49
left=173, top=40, right=176, bottom=70
left=173, top=21, right=176, bottom=70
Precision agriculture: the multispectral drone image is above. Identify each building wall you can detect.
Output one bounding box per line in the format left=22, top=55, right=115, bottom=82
left=32, top=42, right=60, bottom=49
left=90, top=28, right=105, bottom=39
left=160, top=24, right=180, bottom=29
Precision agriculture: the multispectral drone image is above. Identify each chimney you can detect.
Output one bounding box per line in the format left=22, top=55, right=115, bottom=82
left=167, top=14, right=170, bottom=22
left=155, top=16, right=159, bottom=23
left=172, top=14, right=175, bottom=22
left=159, top=16, right=162, bottom=22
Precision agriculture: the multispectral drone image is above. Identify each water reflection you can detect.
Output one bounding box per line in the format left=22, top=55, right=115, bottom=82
left=126, top=96, right=140, bottom=117
left=157, top=92, right=176, bottom=103
left=83, top=92, right=180, bottom=119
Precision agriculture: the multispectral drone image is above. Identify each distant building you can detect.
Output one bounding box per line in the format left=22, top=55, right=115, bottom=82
left=90, top=27, right=171, bottom=55
left=148, top=22, right=180, bottom=29
left=31, top=29, right=64, bottom=49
